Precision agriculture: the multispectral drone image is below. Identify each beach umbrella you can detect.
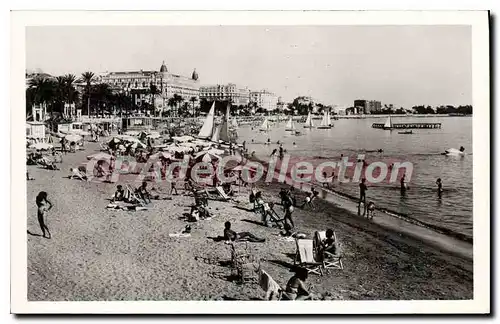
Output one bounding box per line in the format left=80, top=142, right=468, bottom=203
left=147, top=132, right=161, bottom=139
left=149, top=151, right=173, bottom=160
left=125, top=130, right=140, bottom=136
left=197, top=148, right=225, bottom=156
left=172, top=135, right=194, bottom=142
left=86, top=152, right=113, bottom=161
left=195, top=152, right=221, bottom=163
left=29, top=142, right=53, bottom=150
left=65, top=134, right=83, bottom=142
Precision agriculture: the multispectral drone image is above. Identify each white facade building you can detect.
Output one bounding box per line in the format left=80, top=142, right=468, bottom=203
left=250, top=90, right=278, bottom=111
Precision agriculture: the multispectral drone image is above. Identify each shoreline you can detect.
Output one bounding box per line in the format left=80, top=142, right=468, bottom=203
left=246, top=155, right=473, bottom=259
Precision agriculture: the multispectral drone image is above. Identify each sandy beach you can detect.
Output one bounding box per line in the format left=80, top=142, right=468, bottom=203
left=26, top=141, right=473, bottom=301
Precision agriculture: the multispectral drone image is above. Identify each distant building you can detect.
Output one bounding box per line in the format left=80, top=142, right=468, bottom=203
left=250, top=89, right=278, bottom=111
left=100, top=61, right=200, bottom=112
left=199, top=83, right=250, bottom=106
left=353, top=99, right=382, bottom=114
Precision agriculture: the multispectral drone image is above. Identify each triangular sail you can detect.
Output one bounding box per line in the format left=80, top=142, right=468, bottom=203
left=320, top=111, right=328, bottom=126
left=219, top=103, right=231, bottom=142
left=231, top=117, right=238, bottom=129
left=291, top=120, right=297, bottom=130
left=305, top=112, right=314, bottom=127
left=260, top=118, right=269, bottom=131
left=384, top=116, right=392, bottom=128
left=285, top=117, right=293, bottom=130
left=198, top=103, right=215, bottom=138
left=326, top=111, right=332, bottom=126
left=211, top=125, right=221, bottom=142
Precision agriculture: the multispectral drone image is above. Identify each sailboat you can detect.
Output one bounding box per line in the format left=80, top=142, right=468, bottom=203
left=285, top=117, right=294, bottom=131
left=383, top=116, right=393, bottom=130
left=303, top=112, right=314, bottom=128
left=230, top=117, right=238, bottom=130
left=317, top=111, right=332, bottom=129
left=211, top=125, right=221, bottom=142
left=197, top=103, right=215, bottom=139
left=326, top=111, right=334, bottom=127
left=259, top=117, right=270, bottom=132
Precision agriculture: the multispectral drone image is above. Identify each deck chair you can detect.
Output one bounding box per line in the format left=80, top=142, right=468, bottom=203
left=205, top=186, right=231, bottom=201
left=266, top=204, right=285, bottom=229
left=294, top=239, right=323, bottom=276
left=123, top=185, right=144, bottom=206
left=315, top=231, right=343, bottom=271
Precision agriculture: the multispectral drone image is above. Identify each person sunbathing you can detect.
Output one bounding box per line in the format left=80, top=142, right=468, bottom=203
left=283, top=267, right=313, bottom=300
left=112, top=185, right=125, bottom=202
left=223, top=221, right=265, bottom=243
left=69, top=168, right=87, bottom=181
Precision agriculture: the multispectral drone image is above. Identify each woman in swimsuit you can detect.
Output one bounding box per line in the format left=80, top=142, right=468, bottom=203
left=284, top=267, right=312, bottom=300
left=36, top=191, right=53, bottom=238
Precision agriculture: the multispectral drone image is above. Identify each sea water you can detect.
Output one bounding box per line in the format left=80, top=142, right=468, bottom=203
left=238, top=116, right=473, bottom=239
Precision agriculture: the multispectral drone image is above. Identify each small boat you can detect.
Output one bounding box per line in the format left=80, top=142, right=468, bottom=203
left=444, top=147, right=466, bottom=156
left=294, top=130, right=301, bottom=136
left=398, top=130, right=413, bottom=134
left=303, top=112, right=314, bottom=128
left=259, top=117, right=270, bottom=132
left=285, top=117, right=294, bottom=131
left=383, top=116, right=393, bottom=130
left=317, top=111, right=332, bottom=129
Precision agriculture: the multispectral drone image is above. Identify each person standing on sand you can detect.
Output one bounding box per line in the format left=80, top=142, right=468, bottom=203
left=36, top=191, right=53, bottom=239
left=358, top=178, right=367, bottom=214
left=284, top=204, right=295, bottom=229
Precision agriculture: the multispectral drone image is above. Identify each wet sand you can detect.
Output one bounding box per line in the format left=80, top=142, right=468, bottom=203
left=27, top=141, right=472, bottom=301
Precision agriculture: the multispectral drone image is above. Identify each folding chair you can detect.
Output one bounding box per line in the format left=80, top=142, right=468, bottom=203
left=205, top=186, right=231, bottom=201
left=266, top=205, right=285, bottom=229
left=315, top=231, right=344, bottom=271
left=294, top=239, right=323, bottom=276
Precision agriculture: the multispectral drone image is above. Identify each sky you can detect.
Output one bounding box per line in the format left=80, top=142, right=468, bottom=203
left=26, top=25, right=472, bottom=108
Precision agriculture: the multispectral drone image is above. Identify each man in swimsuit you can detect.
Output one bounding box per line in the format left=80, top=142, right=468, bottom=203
left=436, top=178, right=443, bottom=199
left=223, top=221, right=265, bottom=243
left=358, top=178, right=367, bottom=215
left=400, top=174, right=407, bottom=196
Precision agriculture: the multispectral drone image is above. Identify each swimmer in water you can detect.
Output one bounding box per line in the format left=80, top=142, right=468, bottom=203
left=436, top=178, right=443, bottom=199
left=270, top=148, right=277, bottom=157
left=459, top=146, right=465, bottom=152
left=293, top=142, right=296, bottom=146
left=378, top=149, right=383, bottom=153
left=400, top=174, right=407, bottom=195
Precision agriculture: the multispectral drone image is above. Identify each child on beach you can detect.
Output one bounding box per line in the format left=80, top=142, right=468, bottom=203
left=36, top=191, right=53, bottom=239
left=366, top=201, right=375, bottom=220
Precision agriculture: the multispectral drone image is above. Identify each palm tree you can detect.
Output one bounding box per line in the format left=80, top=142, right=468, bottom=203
left=27, top=77, right=56, bottom=117
left=167, top=97, right=177, bottom=117
left=190, top=96, right=198, bottom=117
left=149, top=83, right=160, bottom=117
left=81, top=71, right=95, bottom=116
left=92, top=83, right=112, bottom=118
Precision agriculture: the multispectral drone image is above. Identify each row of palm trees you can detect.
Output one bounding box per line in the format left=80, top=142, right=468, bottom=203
left=26, top=71, right=200, bottom=119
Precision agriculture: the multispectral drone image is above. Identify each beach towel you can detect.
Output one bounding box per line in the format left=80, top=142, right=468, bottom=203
left=168, top=233, right=191, bottom=238
left=259, top=269, right=281, bottom=300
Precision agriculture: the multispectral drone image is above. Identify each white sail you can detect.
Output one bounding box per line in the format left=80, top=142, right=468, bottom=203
left=259, top=118, right=270, bottom=131
left=291, top=120, right=297, bottom=130
left=384, top=116, right=392, bottom=129
left=285, top=117, right=294, bottom=131
left=231, top=117, right=238, bottom=129
left=326, top=111, right=332, bottom=126
left=198, top=103, right=215, bottom=138
left=211, top=125, right=221, bottom=142
left=304, top=112, right=314, bottom=128
left=320, top=111, right=328, bottom=126
left=219, top=103, right=231, bottom=142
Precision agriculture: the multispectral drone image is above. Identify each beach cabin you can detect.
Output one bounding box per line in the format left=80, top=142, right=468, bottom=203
left=26, top=121, right=46, bottom=140
left=122, top=117, right=154, bottom=132
left=58, top=122, right=83, bottom=134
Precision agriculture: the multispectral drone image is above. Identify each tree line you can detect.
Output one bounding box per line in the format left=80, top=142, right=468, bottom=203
left=26, top=71, right=200, bottom=120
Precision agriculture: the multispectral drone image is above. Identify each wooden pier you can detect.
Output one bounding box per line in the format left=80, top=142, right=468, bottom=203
left=372, top=122, right=441, bottom=129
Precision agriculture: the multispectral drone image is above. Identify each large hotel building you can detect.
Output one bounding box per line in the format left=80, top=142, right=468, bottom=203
left=199, top=83, right=251, bottom=106
left=100, top=61, right=200, bottom=111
